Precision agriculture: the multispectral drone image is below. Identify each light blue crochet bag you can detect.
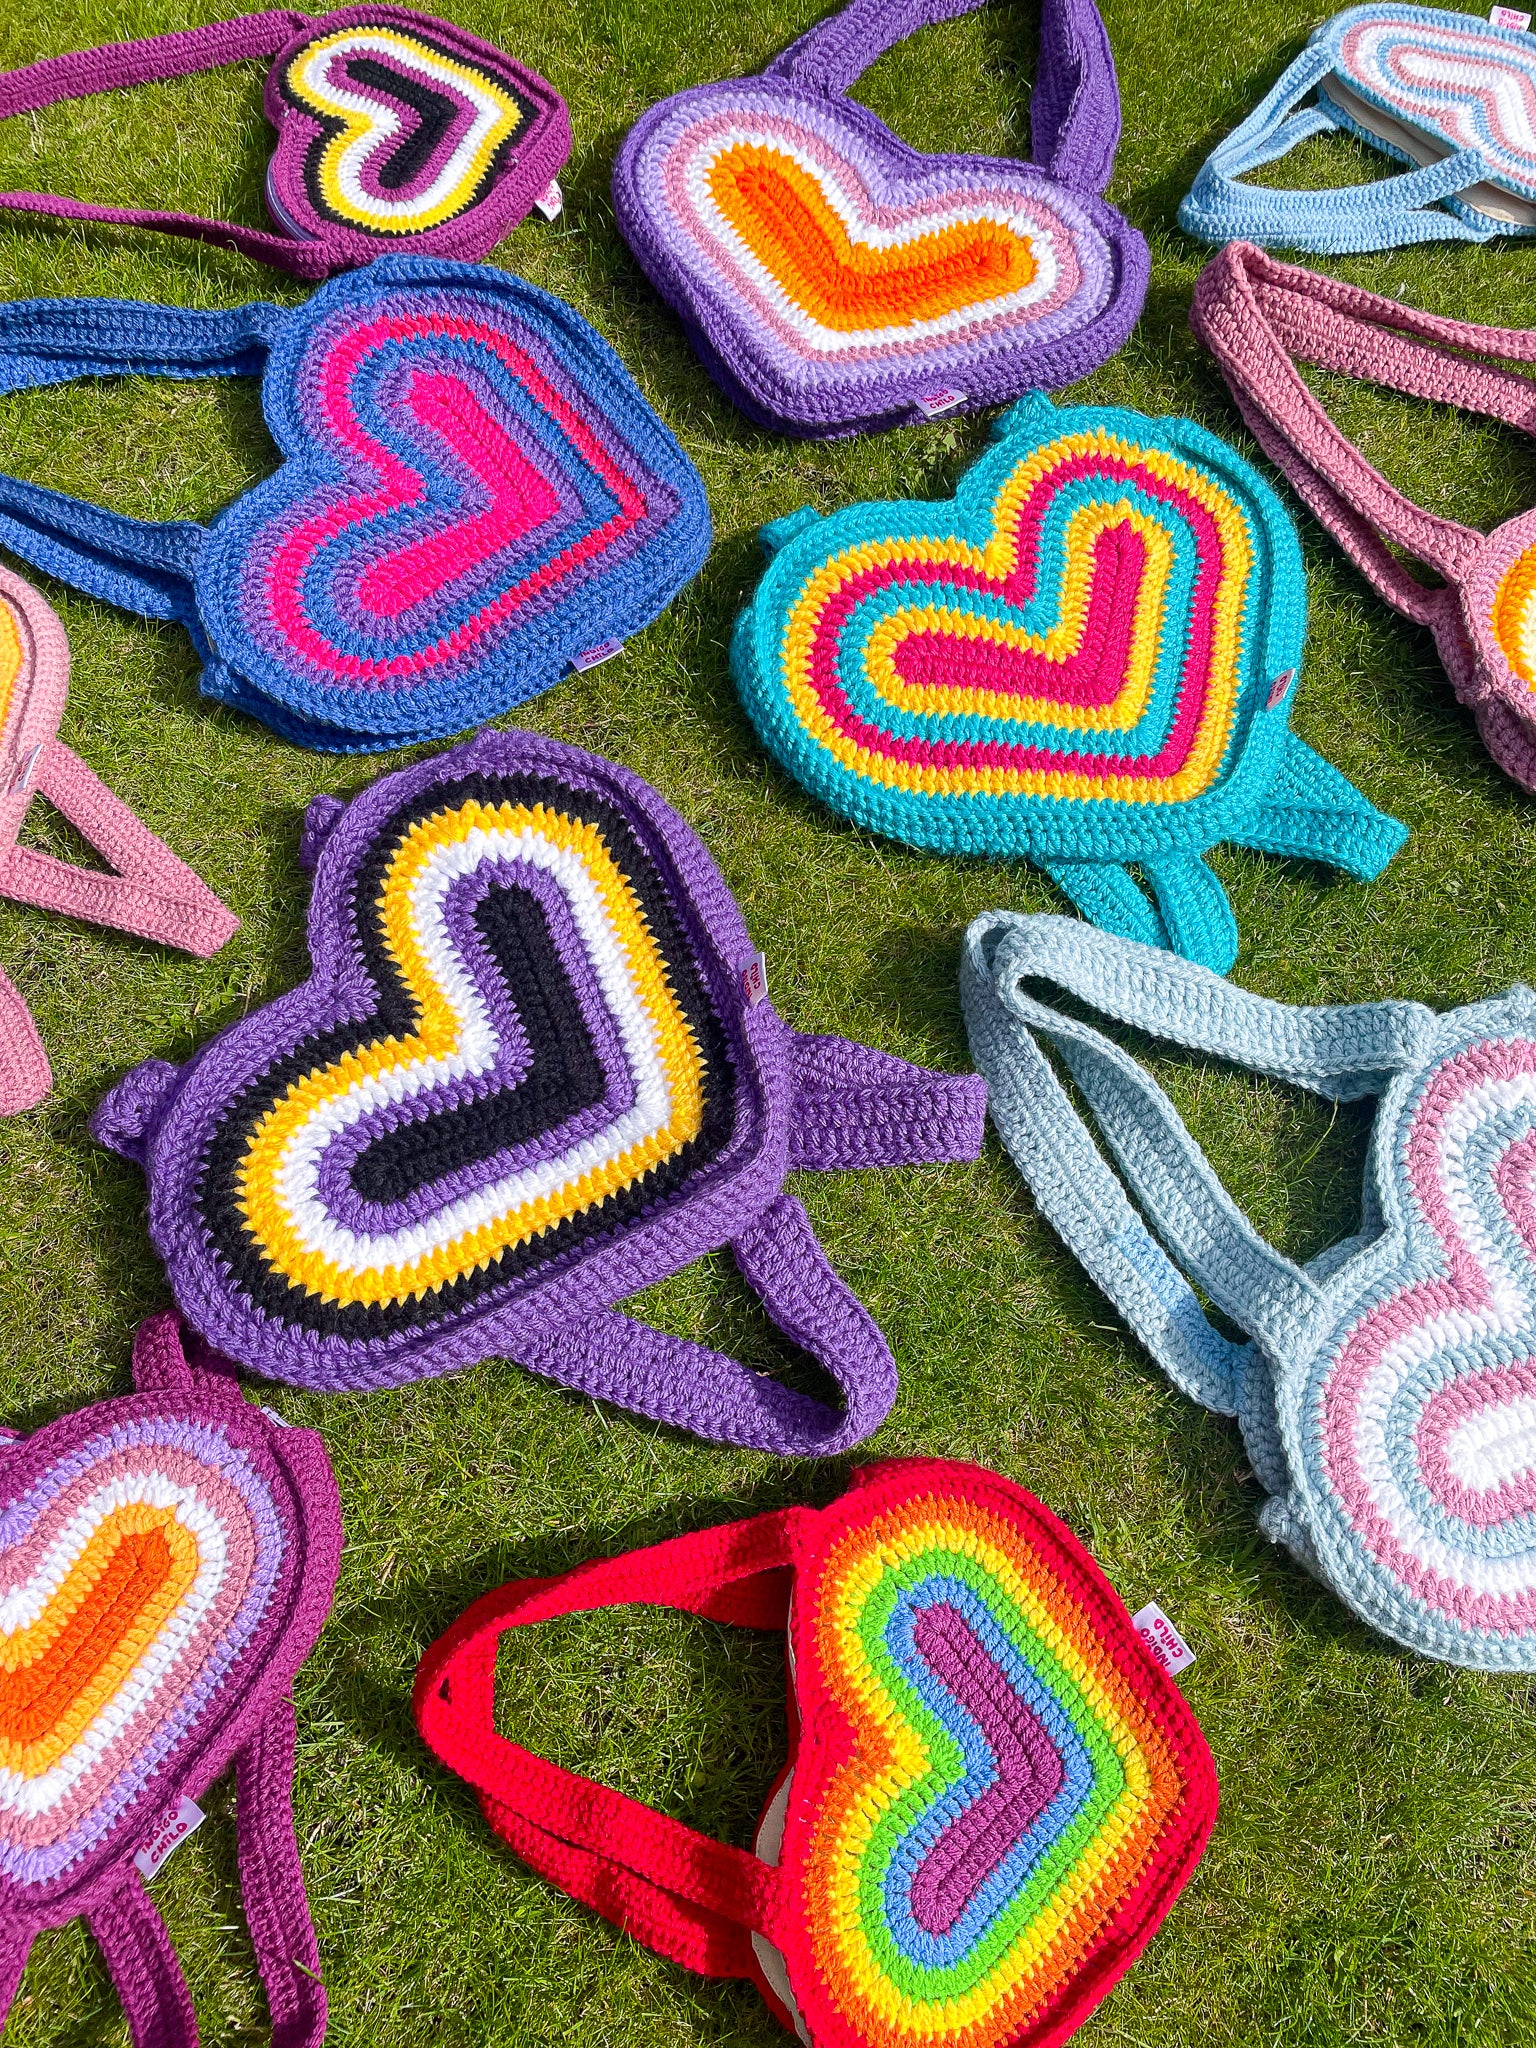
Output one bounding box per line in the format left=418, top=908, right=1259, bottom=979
left=1180, top=4, right=1536, bottom=252
left=962, top=910, right=1536, bottom=1670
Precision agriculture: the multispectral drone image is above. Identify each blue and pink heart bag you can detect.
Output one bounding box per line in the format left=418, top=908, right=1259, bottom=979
left=0, top=258, right=711, bottom=750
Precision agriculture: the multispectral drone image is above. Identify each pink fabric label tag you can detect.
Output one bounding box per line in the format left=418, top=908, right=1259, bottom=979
left=741, top=951, right=769, bottom=1007
left=1492, top=6, right=1531, bottom=27
left=1132, top=1602, right=1197, bottom=1678
left=134, top=1795, right=206, bottom=1880
left=533, top=179, right=564, bottom=220
left=914, top=388, right=967, bottom=418
left=570, top=639, right=624, bottom=672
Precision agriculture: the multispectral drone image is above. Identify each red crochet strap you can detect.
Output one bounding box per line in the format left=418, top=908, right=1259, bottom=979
left=415, top=1509, right=811, bottom=1978
left=1192, top=242, right=1536, bottom=614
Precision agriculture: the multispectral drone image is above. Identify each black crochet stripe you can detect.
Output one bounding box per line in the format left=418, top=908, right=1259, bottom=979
left=194, top=770, right=738, bottom=1341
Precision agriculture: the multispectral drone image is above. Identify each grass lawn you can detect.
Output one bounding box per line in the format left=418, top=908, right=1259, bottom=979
left=2, top=0, right=1536, bottom=2041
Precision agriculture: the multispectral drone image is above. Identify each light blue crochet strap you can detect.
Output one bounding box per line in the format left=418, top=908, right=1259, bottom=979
left=1178, top=41, right=1496, bottom=251
left=0, top=295, right=284, bottom=616
left=1039, top=853, right=1239, bottom=974
left=959, top=912, right=1436, bottom=1409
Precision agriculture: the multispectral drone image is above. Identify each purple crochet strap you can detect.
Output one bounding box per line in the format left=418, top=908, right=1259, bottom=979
left=85, top=1877, right=199, bottom=2048
left=1191, top=242, right=1536, bottom=622
left=503, top=1193, right=897, bottom=1454
left=236, top=1703, right=327, bottom=2048
left=0, top=1922, right=33, bottom=2027
left=789, top=1033, right=989, bottom=1169
left=763, top=0, right=1120, bottom=193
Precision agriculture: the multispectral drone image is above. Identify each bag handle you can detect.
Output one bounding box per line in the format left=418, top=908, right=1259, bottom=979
left=1192, top=241, right=1536, bottom=620
left=764, top=0, right=1121, bottom=194
left=959, top=912, right=1434, bottom=1409
left=1178, top=41, right=1496, bottom=255
left=786, top=1031, right=988, bottom=1169
left=0, top=12, right=340, bottom=279
left=0, top=966, right=49, bottom=1114
left=234, top=1700, right=329, bottom=2048
left=415, top=1509, right=809, bottom=1978
left=498, top=1192, right=898, bottom=1455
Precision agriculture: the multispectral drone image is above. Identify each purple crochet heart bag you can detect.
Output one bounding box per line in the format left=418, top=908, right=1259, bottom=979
left=0, top=1311, right=343, bottom=2048
left=0, top=5, right=570, bottom=278
left=91, top=729, right=987, bottom=1452
left=611, top=0, right=1149, bottom=438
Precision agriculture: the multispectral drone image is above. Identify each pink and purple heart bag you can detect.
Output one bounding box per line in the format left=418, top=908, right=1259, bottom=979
left=0, top=1311, right=343, bottom=2045
left=0, top=6, right=569, bottom=277
left=611, top=0, right=1149, bottom=438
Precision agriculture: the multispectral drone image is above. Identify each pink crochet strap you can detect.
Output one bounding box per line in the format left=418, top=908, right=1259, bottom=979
left=0, top=740, right=238, bottom=957
left=236, top=1702, right=327, bottom=2048
left=84, top=1876, right=199, bottom=2048
left=0, top=967, right=49, bottom=1115
left=1191, top=241, right=1536, bottom=620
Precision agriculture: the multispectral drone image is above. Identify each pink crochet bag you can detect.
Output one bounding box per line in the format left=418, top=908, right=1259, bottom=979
left=0, top=563, right=237, bottom=1116
left=1192, top=240, right=1536, bottom=792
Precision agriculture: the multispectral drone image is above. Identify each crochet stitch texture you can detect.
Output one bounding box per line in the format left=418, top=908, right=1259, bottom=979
left=0, top=6, right=570, bottom=278
left=0, top=258, right=711, bottom=751
left=1179, top=4, right=1536, bottom=253
left=90, top=728, right=987, bottom=1450
left=963, top=912, right=1536, bottom=1671
left=731, top=389, right=1406, bottom=972
left=415, top=1458, right=1218, bottom=2048
left=611, top=0, right=1148, bottom=438
left=0, top=563, right=237, bottom=1118
left=0, top=1312, right=343, bottom=2046
left=1193, top=241, right=1536, bottom=793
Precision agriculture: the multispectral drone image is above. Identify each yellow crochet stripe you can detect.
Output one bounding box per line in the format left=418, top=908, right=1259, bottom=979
left=0, top=1503, right=201, bottom=1779
left=781, top=431, right=1254, bottom=804
left=1491, top=541, right=1536, bottom=691
left=807, top=1510, right=1162, bottom=2044
left=858, top=501, right=1174, bottom=731
left=0, top=596, right=22, bottom=739
left=288, top=28, right=523, bottom=233
left=237, top=799, right=706, bottom=1307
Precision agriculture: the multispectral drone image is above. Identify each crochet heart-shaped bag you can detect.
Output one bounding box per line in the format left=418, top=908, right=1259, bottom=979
left=0, top=1311, right=343, bottom=2045
left=89, top=728, right=986, bottom=1450
left=964, top=912, right=1536, bottom=1670
left=415, top=1458, right=1218, bottom=2048
left=732, top=390, right=1406, bottom=971
left=0, top=6, right=569, bottom=276
left=612, top=0, right=1149, bottom=437
left=0, top=257, right=711, bottom=751
left=1180, top=3, right=1536, bottom=252
left=1193, top=241, right=1536, bottom=793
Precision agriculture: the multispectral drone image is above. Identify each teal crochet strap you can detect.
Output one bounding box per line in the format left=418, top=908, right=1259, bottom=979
left=732, top=391, right=1407, bottom=972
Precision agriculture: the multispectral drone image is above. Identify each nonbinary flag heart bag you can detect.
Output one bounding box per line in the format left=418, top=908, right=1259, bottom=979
left=0, top=1311, right=343, bottom=2046
left=612, top=0, right=1149, bottom=438
left=0, top=5, right=570, bottom=277
left=963, top=911, right=1536, bottom=1671
left=1179, top=3, right=1536, bottom=252
left=0, top=257, right=711, bottom=751
left=732, top=389, right=1407, bottom=972
left=414, top=1457, right=1218, bottom=2048
left=89, top=728, right=987, bottom=1451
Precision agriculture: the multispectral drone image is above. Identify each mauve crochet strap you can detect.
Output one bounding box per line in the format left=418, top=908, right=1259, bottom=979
left=0, top=971, right=49, bottom=1115
left=415, top=1512, right=806, bottom=1977
left=235, top=1702, right=328, bottom=2048
left=1191, top=241, right=1536, bottom=618
left=86, top=1878, right=200, bottom=2048
left=765, top=0, right=1119, bottom=192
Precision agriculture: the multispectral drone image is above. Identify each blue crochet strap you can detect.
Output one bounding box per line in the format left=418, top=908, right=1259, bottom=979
left=959, top=912, right=1437, bottom=1408
left=1178, top=41, right=1493, bottom=250
left=0, top=296, right=283, bottom=613
left=1230, top=731, right=1410, bottom=877
left=1039, top=854, right=1239, bottom=974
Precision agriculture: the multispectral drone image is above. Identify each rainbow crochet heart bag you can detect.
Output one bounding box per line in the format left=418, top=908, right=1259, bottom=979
left=1180, top=4, right=1536, bottom=252
left=0, top=6, right=569, bottom=277
left=611, top=0, right=1148, bottom=438
left=963, top=912, right=1536, bottom=1671
left=0, top=1311, right=343, bottom=2045
left=732, top=390, right=1407, bottom=971
left=0, top=258, right=710, bottom=751
left=89, top=727, right=986, bottom=1450
left=415, top=1458, right=1218, bottom=2048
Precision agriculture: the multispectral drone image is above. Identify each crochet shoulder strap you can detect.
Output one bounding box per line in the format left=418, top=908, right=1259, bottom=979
left=764, top=0, right=1121, bottom=193
left=959, top=912, right=1435, bottom=1416
left=0, top=12, right=337, bottom=279
left=0, top=296, right=281, bottom=617
left=1177, top=40, right=1496, bottom=252
left=415, top=1510, right=811, bottom=1978
left=1191, top=242, right=1536, bottom=626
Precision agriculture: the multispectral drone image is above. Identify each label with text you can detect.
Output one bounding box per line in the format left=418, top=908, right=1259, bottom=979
left=533, top=178, right=564, bottom=220
left=1132, top=1602, right=1197, bottom=1678
left=570, top=639, right=624, bottom=673
left=741, top=951, right=769, bottom=1008
left=914, top=388, right=967, bottom=419
left=134, top=1795, right=206, bottom=1881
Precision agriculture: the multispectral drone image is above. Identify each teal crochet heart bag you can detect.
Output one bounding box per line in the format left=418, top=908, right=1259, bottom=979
left=731, top=392, right=1406, bottom=972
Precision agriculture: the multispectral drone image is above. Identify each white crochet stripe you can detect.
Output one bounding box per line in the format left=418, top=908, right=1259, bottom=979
left=675, top=124, right=1063, bottom=352
left=1355, top=25, right=1536, bottom=161
left=0, top=1476, right=229, bottom=1818
left=270, top=824, right=673, bottom=1276
left=1444, top=1393, right=1536, bottom=1491
left=292, top=29, right=515, bottom=228
left=1338, top=1066, right=1536, bottom=1598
